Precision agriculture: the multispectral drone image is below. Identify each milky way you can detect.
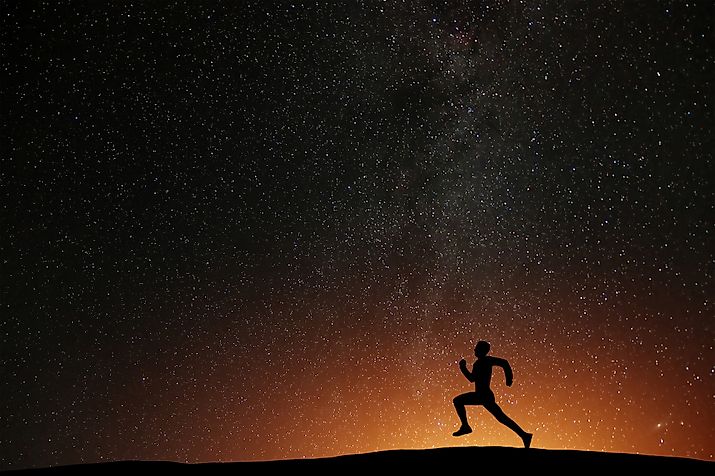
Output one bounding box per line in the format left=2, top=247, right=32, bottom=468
left=2, top=1, right=713, bottom=469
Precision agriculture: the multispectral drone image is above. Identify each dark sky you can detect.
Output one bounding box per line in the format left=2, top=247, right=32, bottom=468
left=1, top=0, right=713, bottom=469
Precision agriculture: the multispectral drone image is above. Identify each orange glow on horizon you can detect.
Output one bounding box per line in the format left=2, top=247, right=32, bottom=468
left=121, top=299, right=714, bottom=464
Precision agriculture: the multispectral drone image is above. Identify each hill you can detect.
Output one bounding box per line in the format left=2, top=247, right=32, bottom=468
left=4, top=446, right=712, bottom=474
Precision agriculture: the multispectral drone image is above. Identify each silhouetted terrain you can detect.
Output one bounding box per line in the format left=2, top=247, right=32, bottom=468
left=4, top=447, right=712, bottom=474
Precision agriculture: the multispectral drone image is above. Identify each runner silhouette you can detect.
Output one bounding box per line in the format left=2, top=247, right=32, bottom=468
left=452, top=341, right=533, bottom=448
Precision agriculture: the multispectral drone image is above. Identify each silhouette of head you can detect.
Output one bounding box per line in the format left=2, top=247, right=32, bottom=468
left=474, top=341, right=490, bottom=358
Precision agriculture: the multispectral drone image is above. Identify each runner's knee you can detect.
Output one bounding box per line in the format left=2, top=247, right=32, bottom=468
left=486, top=403, right=503, bottom=416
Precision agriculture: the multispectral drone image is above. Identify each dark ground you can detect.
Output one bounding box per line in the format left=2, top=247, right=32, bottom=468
left=4, top=447, right=713, bottom=474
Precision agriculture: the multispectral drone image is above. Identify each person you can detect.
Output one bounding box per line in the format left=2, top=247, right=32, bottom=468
left=452, top=341, right=533, bottom=448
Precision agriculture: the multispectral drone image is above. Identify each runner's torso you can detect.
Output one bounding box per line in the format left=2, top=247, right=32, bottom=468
left=473, top=358, right=493, bottom=393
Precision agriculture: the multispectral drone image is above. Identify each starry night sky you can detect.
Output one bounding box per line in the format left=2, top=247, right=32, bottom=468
left=1, top=0, right=713, bottom=469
